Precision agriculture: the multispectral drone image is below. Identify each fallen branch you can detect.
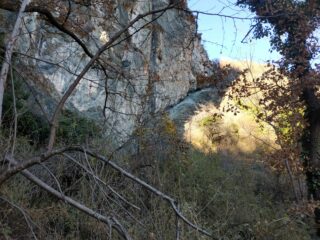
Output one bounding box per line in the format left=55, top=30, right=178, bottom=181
left=1, top=145, right=215, bottom=238
left=0, top=147, right=70, bottom=186
left=5, top=157, right=132, bottom=240
left=63, top=152, right=141, bottom=211
left=70, top=147, right=215, bottom=238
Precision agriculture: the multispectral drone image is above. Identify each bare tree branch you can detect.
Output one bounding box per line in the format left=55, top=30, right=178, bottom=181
left=46, top=3, right=177, bottom=152
left=0, top=147, right=69, bottom=186
left=0, top=0, right=30, bottom=125
left=63, top=152, right=141, bottom=211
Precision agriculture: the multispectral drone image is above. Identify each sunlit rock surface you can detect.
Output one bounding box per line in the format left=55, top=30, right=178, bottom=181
left=169, top=61, right=279, bottom=156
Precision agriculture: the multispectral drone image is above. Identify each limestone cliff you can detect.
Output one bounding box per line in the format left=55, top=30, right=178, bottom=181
left=0, top=0, right=212, bottom=141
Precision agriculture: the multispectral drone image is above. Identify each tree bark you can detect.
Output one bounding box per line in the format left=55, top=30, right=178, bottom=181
left=302, top=88, right=320, bottom=200
left=0, top=0, right=30, bottom=125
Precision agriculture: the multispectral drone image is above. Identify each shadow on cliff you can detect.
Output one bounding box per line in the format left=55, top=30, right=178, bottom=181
left=168, top=60, right=278, bottom=161
left=167, top=61, right=239, bottom=134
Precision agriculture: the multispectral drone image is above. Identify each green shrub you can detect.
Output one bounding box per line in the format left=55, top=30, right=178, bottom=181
left=57, top=110, right=101, bottom=145
left=159, top=149, right=310, bottom=239
left=2, top=73, right=101, bottom=146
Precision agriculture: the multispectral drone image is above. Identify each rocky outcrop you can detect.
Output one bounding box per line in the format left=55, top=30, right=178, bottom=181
left=0, top=0, right=212, bottom=141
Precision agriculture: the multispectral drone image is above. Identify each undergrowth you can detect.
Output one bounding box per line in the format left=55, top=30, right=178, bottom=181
left=0, top=115, right=313, bottom=239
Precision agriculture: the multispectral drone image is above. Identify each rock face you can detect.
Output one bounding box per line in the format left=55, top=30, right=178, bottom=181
left=0, top=0, right=212, bottom=141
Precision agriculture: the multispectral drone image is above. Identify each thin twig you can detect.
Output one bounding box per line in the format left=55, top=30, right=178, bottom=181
left=10, top=65, right=18, bottom=156
left=0, top=196, right=39, bottom=240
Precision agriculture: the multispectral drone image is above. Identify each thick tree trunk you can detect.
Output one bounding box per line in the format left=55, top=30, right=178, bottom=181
left=303, top=88, right=320, bottom=200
